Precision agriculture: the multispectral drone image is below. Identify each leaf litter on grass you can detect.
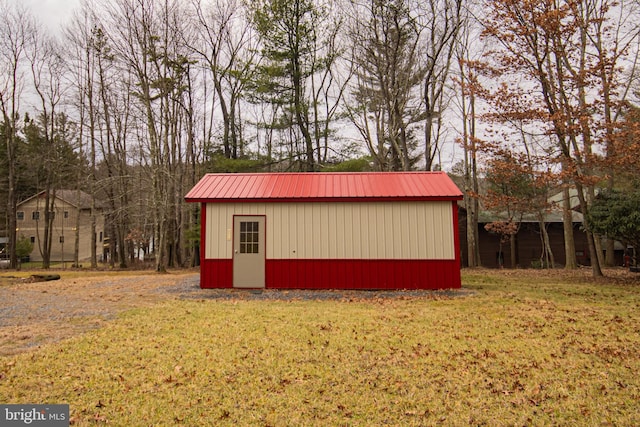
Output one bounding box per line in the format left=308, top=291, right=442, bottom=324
left=0, top=269, right=639, bottom=425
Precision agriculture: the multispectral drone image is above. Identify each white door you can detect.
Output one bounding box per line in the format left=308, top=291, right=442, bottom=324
left=233, top=216, right=266, bottom=288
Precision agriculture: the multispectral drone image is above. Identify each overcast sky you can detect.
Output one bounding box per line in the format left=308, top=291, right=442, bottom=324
left=9, top=0, right=81, bottom=33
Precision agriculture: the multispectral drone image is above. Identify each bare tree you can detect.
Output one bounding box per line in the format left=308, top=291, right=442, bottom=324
left=103, top=0, right=195, bottom=271
left=27, top=26, right=68, bottom=268
left=453, top=3, right=482, bottom=267
left=0, top=2, right=36, bottom=269
left=416, top=0, right=462, bottom=171
left=577, top=0, right=640, bottom=266
left=309, top=2, right=353, bottom=166
left=190, top=0, right=258, bottom=160
left=64, top=2, right=102, bottom=268
left=346, top=0, right=426, bottom=171
left=91, top=24, right=139, bottom=268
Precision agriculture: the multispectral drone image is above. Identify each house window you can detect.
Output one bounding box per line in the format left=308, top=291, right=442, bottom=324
left=239, top=221, right=259, bottom=254
left=99, top=232, right=103, bottom=242
left=17, top=211, right=24, bottom=221
left=30, top=236, right=35, bottom=243
left=59, top=236, right=65, bottom=243
left=64, top=211, right=69, bottom=219
left=32, top=211, right=40, bottom=220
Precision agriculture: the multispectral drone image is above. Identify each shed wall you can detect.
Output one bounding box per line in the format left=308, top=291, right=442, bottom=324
left=205, top=201, right=456, bottom=260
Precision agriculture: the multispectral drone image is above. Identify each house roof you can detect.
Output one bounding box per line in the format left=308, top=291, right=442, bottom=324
left=18, top=190, right=100, bottom=210
left=56, top=190, right=96, bottom=209
left=477, top=209, right=584, bottom=224
left=185, top=172, right=463, bottom=203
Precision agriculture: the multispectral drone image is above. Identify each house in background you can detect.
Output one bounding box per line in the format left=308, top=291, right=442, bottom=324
left=458, top=188, right=625, bottom=268
left=459, top=207, right=590, bottom=268
left=0, top=237, right=8, bottom=267
left=15, top=190, right=105, bottom=264
left=186, top=172, right=464, bottom=290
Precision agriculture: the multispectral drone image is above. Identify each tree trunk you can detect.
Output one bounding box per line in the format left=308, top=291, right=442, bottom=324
left=42, top=190, right=53, bottom=268
left=575, top=183, right=602, bottom=277
left=593, top=232, right=605, bottom=270
left=539, top=214, right=555, bottom=269
left=0, top=4, right=34, bottom=270
left=562, top=186, right=577, bottom=269
left=465, top=195, right=478, bottom=267
left=6, top=133, right=18, bottom=269
left=88, top=57, right=98, bottom=269
left=74, top=189, right=81, bottom=267
left=605, top=238, right=616, bottom=267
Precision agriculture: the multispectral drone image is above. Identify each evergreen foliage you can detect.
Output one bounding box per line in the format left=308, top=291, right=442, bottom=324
left=588, top=189, right=640, bottom=259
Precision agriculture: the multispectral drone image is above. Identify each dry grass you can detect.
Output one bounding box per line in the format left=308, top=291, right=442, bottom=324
left=1, top=269, right=639, bottom=425
left=0, top=271, right=197, bottom=356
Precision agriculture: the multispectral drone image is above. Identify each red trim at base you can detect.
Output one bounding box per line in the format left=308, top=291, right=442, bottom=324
left=201, top=259, right=233, bottom=288
left=201, top=258, right=460, bottom=290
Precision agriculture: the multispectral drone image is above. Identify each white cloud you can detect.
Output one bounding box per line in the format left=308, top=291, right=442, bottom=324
left=8, top=0, right=80, bottom=33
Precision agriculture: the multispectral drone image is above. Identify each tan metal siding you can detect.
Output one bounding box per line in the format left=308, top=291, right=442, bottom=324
left=16, top=196, right=105, bottom=262
left=205, top=201, right=455, bottom=260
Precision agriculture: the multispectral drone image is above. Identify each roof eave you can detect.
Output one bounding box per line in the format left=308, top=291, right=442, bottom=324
left=185, top=196, right=463, bottom=204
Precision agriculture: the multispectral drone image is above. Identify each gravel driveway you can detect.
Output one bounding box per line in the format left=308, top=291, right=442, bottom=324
left=0, top=272, right=200, bottom=356
left=1, top=271, right=471, bottom=356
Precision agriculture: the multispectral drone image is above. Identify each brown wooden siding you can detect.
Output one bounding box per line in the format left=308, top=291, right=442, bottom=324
left=456, top=208, right=616, bottom=268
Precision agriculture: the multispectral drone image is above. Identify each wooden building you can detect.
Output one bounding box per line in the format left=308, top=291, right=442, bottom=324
left=185, top=172, right=463, bottom=290
left=458, top=186, right=625, bottom=268
left=458, top=208, right=591, bottom=268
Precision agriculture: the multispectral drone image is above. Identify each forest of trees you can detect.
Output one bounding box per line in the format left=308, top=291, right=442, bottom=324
left=2, top=0, right=640, bottom=275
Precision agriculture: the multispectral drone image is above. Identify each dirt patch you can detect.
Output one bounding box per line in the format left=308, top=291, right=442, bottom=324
left=0, top=272, right=199, bottom=356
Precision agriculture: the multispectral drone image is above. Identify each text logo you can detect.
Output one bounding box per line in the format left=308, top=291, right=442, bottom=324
left=1, top=405, right=69, bottom=427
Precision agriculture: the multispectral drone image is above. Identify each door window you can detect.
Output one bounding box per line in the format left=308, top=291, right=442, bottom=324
left=239, top=221, right=259, bottom=254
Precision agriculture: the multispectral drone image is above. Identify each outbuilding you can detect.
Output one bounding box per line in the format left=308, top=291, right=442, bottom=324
left=185, top=172, right=463, bottom=290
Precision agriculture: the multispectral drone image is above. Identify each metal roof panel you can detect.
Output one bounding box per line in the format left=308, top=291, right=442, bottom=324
left=185, top=172, right=463, bottom=202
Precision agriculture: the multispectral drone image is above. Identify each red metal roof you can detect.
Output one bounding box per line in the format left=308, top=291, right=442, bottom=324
left=185, top=172, right=463, bottom=203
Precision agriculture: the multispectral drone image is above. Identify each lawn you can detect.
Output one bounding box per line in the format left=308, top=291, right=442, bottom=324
left=1, top=269, right=639, bottom=426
